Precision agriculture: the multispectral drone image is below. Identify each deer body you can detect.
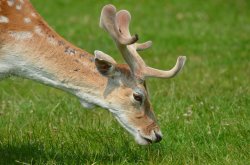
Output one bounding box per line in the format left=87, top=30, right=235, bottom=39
left=0, top=0, right=104, bottom=107
left=0, top=0, right=186, bottom=145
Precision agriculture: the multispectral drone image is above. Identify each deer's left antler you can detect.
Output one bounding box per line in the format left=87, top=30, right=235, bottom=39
left=98, top=4, right=186, bottom=80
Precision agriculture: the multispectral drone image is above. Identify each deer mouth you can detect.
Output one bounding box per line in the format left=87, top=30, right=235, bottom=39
left=142, top=136, right=153, bottom=144
left=135, top=134, right=153, bottom=145
left=112, top=113, right=149, bottom=145
left=111, top=110, right=162, bottom=145
left=135, top=130, right=163, bottom=145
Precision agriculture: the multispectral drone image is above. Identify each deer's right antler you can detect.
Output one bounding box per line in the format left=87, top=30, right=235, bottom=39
left=97, top=4, right=186, bottom=80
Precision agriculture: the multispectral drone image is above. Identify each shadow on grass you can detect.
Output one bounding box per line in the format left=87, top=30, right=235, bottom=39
left=0, top=141, right=158, bottom=164
left=0, top=143, right=50, bottom=164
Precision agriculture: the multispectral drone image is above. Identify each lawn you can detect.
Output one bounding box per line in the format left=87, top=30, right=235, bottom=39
left=0, top=0, right=249, bottom=164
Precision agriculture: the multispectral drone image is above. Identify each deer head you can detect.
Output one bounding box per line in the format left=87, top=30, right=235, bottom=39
left=94, top=5, right=186, bottom=145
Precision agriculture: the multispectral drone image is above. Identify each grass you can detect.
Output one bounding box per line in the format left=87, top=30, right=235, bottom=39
left=0, top=0, right=249, bottom=164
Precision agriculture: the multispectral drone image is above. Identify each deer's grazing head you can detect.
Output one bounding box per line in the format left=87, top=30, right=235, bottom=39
left=93, top=5, right=186, bottom=145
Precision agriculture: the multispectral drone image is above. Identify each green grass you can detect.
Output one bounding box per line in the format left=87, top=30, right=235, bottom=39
left=0, top=0, right=250, bottom=164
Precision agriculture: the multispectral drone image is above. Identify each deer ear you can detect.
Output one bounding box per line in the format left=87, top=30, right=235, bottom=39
left=94, top=50, right=117, bottom=76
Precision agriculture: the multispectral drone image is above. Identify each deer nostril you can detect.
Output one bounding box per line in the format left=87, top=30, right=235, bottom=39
left=155, top=133, right=162, bottom=143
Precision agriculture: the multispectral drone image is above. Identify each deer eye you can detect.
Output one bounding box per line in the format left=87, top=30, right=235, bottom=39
left=133, top=93, right=143, bottom=103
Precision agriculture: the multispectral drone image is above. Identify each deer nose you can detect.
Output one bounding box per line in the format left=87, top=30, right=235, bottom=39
left=155, top=132, right=162, bottom=143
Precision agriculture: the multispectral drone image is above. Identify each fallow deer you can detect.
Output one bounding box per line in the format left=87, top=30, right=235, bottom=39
left=0, top=0, right=186, bottom=145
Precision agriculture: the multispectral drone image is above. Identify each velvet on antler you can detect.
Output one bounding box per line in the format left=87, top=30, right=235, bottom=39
left=97, top=4, right=186, bottom=80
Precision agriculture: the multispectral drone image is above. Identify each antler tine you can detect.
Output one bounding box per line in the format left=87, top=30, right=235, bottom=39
left=135, top=41, right=152, bottom=51
left=115, top=9, right=153, bottom=52
left=144, top=56, right=186, bottom=78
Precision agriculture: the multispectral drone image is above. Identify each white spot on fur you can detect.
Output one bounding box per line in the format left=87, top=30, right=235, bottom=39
left=47, top=37, right=57, bottom=46
left=7, top=0, right=14, bottom=7
left=24, top=17, right=31, bottom=23
left=19, top=0, right=24, bottom=4
left=16, top=4, right=22, bottom=10
left=0, top=16, right=9, bottom=23
left=9, top=31, right=33, bottom=40
left=31, top=12, right=37, bottom=18
left=34, top=26, right=44, bottom=36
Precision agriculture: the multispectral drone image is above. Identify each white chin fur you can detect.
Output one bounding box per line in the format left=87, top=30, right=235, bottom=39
left=135, top=134, right=150, bottom=145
